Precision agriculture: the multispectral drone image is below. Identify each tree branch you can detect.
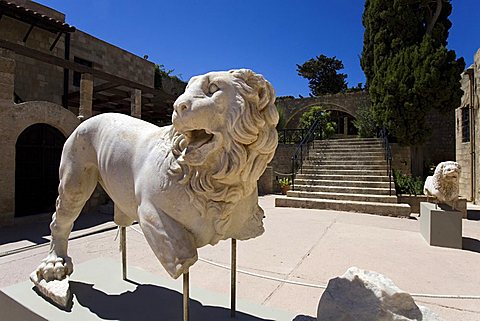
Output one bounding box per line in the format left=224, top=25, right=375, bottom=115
left=426, top=0, right=442, bottom=34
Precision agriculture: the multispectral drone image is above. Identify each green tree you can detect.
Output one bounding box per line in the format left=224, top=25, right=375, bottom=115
left=354, top=103, right=377, bottom=138
left=154, top=64, right=175, bottom=89
left=297, top=55, right=347, bottom=96
left=361, top=0, right=465, bottom=145
left=299, top=106, right=336, bottom=139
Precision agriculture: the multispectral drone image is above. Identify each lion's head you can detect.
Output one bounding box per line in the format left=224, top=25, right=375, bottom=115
left=169, top=69, right=278, bottom=239
left=433, top=161, right=461, bottom=183
left=431, top=161, right=461, bottom=203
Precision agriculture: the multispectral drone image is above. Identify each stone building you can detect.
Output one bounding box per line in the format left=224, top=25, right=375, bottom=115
left=0, top=0, right=184, bottom=225
left=456, top=49, right=480, bottom=203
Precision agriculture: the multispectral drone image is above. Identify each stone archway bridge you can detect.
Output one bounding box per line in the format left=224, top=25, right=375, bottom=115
left=276, top=91, right=369, bottom=128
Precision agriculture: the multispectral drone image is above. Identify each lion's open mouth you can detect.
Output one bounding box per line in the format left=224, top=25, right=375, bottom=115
left=183, top=129, right=214, bottom=149
left=181, top=129, right=219, bottom=165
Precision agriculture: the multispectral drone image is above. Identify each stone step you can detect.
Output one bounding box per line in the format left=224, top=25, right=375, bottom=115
left=315, top=139, right=382, bottom=144
left=295, top=174, right=391, bottom=182
left=312, top=146, right=384, bottom=152
left=312, top=141, right=383, bottom=148
left=299, top=169, right=388, bottom=176
left=304, top=160, right=388, bottom=166
left=309, top=151, right=385, bottom=157
left=307, top=155, right=386, bottom=161
left=294, top=178, right=392, bottom=188
left=293, top=184, right=394, bottom=195
left=302, top=164, right=388, bottom=171
left=315, top=138, right=382, bottom=144
left=286, top=190, right=398, bottom=203
left=275, top=196, right=411, bottom=217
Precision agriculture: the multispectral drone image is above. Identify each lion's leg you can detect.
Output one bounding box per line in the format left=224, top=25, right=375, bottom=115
left=36, top=164, right=98, bottom=281
left=114, top=204, right=135, bottom=227
left=137, top=204, right=198, bottom=279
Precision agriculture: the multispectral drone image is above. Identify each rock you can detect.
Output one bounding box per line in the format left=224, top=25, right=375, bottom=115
left=317, top=267, right=443, bottom=321
left=30, top=271, right=71, bottom=308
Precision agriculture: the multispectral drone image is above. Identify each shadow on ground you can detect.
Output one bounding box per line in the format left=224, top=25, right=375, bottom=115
left=71, top=281, right=276, bottom=321
left=0, top=210, right=113, bottom=246
left=463, top=237, right=480, bottom=254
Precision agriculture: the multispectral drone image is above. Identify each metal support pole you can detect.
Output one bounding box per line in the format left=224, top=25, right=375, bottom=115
left=120, top=226, right=127, bottom=280
left=183, top=271, right=190, bottom=321
left=231, top=238, right=237, bottom=318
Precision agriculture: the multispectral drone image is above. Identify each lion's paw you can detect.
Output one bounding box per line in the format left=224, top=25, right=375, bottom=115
left=36, top=254, right=73, bottom=281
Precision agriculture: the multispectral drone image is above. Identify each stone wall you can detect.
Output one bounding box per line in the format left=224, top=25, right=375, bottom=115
left=391, top=143, right=411, bottom=176
left=424, top=109, right=456, bottom=168
left=268, top=144, right=297, bottom=192
left=276, top=92, right=369, bottom=128
left=455, top=49, right=480, bottom=202
left=70, top=31, right=155, bottom=89
left=0, top=1, right=158, bottom=106
left=0, top=53, right=80, bottom=225
left=0, top=16, right=65, bottom=105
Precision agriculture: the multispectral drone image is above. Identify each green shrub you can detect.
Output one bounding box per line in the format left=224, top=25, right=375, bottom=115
left=278, top=177, right=291, bottom=187
left=299, top=105, right=337, bottom=139
left=393, top=170, right=424, bottom=195
left=353, top=103, right=377, bottom=138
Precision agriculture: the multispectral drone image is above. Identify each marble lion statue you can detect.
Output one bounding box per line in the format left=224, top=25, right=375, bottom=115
left=34, top=69, right=278, bottom=281
left=423, top=161, right=461, bottom=209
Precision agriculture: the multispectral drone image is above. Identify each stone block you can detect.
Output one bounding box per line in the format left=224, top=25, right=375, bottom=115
left=0, top=56, right=15, bottom=74
left=419, top=202, right=462, bottom=249
left=317, top=267, right=442, bottom=321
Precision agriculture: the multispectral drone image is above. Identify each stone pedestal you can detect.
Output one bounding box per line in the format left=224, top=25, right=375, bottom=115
left=419, top=202, right=462, bottom=249
left=1, top=258, right=295, bottom=321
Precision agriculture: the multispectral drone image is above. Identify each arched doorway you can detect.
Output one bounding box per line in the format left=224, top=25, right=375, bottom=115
left=15, top=124, right=66, bottom=217
left=329, top=110, right=358, bottom=136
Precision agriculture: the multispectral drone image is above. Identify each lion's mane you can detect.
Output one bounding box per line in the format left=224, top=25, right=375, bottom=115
left=431, top=161, right=460, bottom=203
left=169, top=69, right=279, bottom=239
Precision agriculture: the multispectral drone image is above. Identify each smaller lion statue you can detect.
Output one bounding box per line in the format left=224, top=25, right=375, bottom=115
left=424, top=161, right=461, bottom=210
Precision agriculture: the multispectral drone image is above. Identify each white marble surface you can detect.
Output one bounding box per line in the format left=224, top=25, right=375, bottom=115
left=317, top=267, right=443, bottom=321
left=424, top=161, right=461, bottom=209
left=32, top=69, right=279, bottom=290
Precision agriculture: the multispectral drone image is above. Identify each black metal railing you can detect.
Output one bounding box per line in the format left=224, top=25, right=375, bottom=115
left=277, top=128, right=308, bottom=144
left=379, top=127, right=393, bottom=196
left=290, top=120, right=324, bottom=190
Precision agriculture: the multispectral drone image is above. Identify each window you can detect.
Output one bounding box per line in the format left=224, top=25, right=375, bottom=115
left=462, top=105, right=470, bottom=143
left=73, top=57, right=93, bottom=87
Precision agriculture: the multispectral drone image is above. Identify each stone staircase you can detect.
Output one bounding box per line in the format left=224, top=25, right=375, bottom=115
left=275, top=138, right=411, bottom=217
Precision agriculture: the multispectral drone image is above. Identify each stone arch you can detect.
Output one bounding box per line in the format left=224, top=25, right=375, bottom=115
left=0, top=101, right=80, bottom=224
left=285, top=102, right=356, bottom=128
left=8, top=101, right=80, bottom=139
left=15, top=123, right=66, bottom=217
left=276, top=92, right=369, bottom=129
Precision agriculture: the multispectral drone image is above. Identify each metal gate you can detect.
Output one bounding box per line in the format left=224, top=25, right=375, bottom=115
left=15, top=124, right=65, bottom=217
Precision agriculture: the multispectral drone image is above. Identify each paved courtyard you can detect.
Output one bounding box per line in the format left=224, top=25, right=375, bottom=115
left=1, top=195, right=479, bottom=320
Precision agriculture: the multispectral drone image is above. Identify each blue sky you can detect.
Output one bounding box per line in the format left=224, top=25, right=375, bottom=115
left=39, top=0, right=480, bottom=97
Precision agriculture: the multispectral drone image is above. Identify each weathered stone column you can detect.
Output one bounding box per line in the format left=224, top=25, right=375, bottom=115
left=131, top=89, right=141, bottom=118
left=343, top=117, right=348, bottom=136
left=0, top=49, right=15, bottom=109
left=78, top=73, right=93, bottom=120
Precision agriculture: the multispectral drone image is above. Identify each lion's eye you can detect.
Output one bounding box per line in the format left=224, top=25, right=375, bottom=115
left=208, top=83, right=219, bottom=94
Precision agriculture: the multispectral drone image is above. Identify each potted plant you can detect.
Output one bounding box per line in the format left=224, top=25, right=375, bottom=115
left=278, top=177, right=292, bottom=195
